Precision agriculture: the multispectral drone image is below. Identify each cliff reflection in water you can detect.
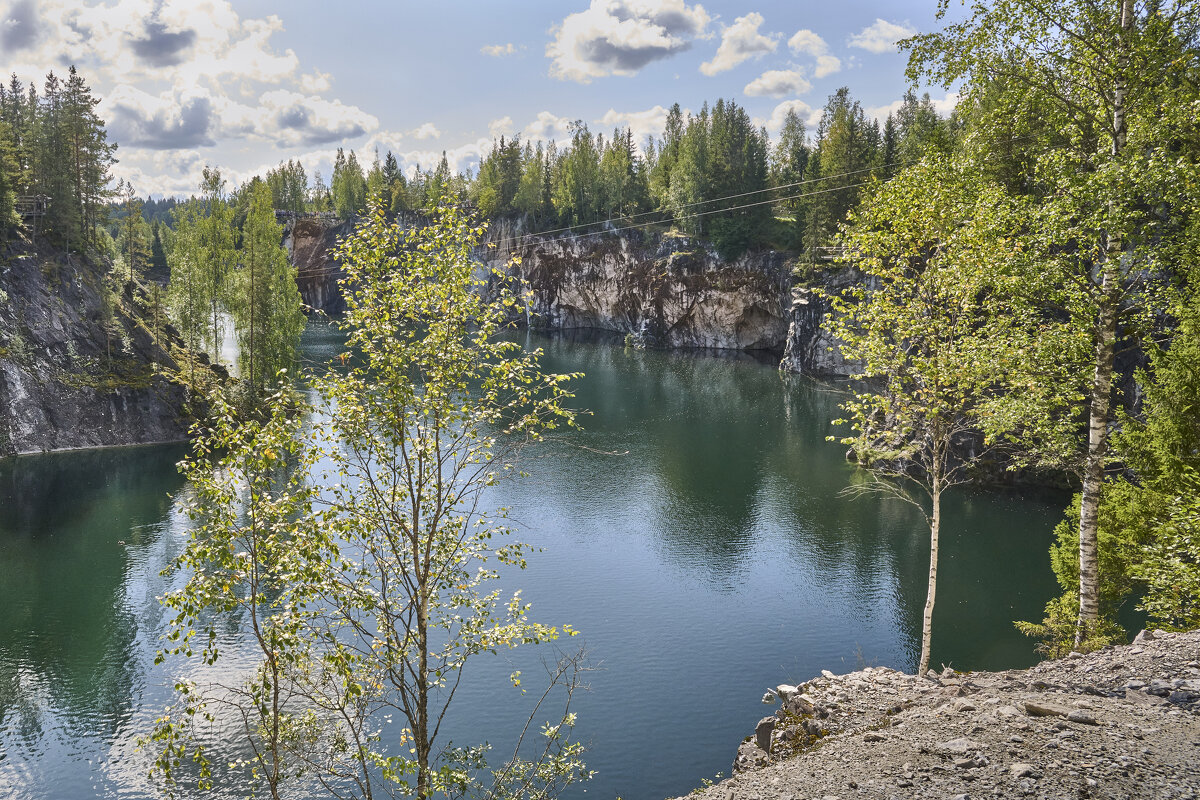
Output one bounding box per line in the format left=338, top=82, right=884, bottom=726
left=0, top=446, right=185, bottom=792
left=517, top=330, right=1060, bottom=670
left=0, top=325, right=1064, bottom=800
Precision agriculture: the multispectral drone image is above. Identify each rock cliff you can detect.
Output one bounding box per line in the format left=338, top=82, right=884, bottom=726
left=779, top=266, right=863, bottom=377
left=282, top=215, right=355, bottom=317
left=0, top=239, right=207, bottom=456
left=284, top=213, right=860, bottom=366
left=479, top=219, right=794, bottom=352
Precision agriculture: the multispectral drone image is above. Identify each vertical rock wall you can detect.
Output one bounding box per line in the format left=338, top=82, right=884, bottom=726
left=282, top=213, right=863, bottom=369
left=283, top=216, right=356, bottom=317
left=479, top=219, right=794, bottom=352
left=0, top=242, right=205, bottom=456
left=778, top=267, right=865, bottom=377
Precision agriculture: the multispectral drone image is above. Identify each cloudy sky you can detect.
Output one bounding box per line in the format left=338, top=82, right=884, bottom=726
left=0, top=0, right=962, bottom=198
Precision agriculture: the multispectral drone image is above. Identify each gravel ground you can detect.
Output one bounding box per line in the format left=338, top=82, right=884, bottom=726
left=673, top=629, right=1200, bottom=800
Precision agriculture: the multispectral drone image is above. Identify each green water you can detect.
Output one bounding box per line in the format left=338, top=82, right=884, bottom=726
left=0, top=324, right=1066, bottom=800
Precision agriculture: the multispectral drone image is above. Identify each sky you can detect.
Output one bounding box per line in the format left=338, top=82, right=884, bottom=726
left=0, top=0, right=964, bottom=198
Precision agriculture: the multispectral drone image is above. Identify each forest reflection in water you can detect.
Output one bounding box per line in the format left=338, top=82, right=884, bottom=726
left=0, top=325, right=1064, bottom=800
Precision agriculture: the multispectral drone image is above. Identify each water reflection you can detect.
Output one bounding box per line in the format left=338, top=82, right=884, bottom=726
left=0, top=446, right=187, bottom=796
left=0, top=327, right=1065, bottom=800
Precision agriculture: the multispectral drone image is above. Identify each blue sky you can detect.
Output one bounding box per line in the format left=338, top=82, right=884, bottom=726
left=0, top=0, right=964, bottom=197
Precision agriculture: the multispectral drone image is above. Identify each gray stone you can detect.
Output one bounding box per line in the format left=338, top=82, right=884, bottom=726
left=937, top=737, right=984, bottom=755
left=755, top=716, right=776, bottom=753
left=1123, top=690, right=1166, bottom=706
left=1023, top=701, right=1070, bottom=717
left=1009, top=763, right=1041, bottom=779
left=1067, top=710, right=1099, bottom=725
left=1133, top=629, right=1157, bottom=644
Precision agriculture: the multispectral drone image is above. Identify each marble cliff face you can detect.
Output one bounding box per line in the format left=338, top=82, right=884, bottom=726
left=288, top=213, right=860, bottom=373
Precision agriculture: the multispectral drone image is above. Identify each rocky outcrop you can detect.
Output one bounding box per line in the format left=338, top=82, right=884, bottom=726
left=779, top=266, right=865, bottom=377
left=478, top=219, right=793, bottom=352
left=0, top=240, right=207, bottom=456
left=284, top=213, right=862, bottom=362
left=679, top=630, right=1200, bottom=800
left=283, top=216, right=356, bottom=316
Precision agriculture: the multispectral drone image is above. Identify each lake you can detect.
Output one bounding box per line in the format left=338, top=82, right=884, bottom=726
left=0, top=323, right=1064, bottom=800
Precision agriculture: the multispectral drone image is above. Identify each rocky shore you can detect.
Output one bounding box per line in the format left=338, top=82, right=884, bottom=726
left=677, top=630, right=1200, bottom=800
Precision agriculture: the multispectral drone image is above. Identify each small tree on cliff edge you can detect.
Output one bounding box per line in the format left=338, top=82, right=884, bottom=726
left=151, top=197, right=590, bottom=800
left=829, top=157, right=1010, bottom=676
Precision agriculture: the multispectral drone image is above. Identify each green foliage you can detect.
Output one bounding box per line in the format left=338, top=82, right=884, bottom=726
left=331, top=147, right=366, bottom=219
left=228, top=180, right=305, bottom=397
left=1014, top=592, right=1126, bottom=659
left=150, top=384, right=323, bottom=798
left=829, top=155, right=1004, bottom=674
left=152, top=199, right=589, bottom=800
left=907, top=0, right=1200, bottom=648
left=0, top=67, right=114, bottom=249
left=1129, top=471, right=1200, bottom=630
left=113, top=180, right=151, bottom=283
left=1015, top=491, right=1140, bottom=655
left=1107, top=282, right=1200, bottom=630
left=264, top=159, right=307, bottom=213
left=800, top=88, right=881, bottom=254
left=0, top=117, right=18, bottom=238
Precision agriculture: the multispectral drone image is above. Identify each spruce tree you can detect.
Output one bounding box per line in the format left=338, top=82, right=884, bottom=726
left=230, top=180, right=304, bottom=396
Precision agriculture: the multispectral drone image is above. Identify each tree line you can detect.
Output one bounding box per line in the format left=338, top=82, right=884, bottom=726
left=0, top=68, right=115, bottom=249
left=246, top=88, right=951, bottom=261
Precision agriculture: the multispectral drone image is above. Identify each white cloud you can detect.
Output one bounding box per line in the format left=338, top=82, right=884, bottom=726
left=4, top=0, right=301, bottom=87
left=596, top=105, right=670, bottom=147
left=409, top=122, right=441, bottom=140
left=848, top=18, right=917, bottom=54
left=300, top=69, right=332, bottom=93
left=488, top=116, right=515, bottom=138
left=699, top=12, right=777, bottom=76
left=755, top=99, right=820, bottom=133
left=102, top=84, right=218, bottom=149
left=258, top=89, right=379, bottom=146
left=744, top=68, right=811, bottom=98
left=547, top=0, right=711, bottom=83
left=787, top=29, right=840, bottom=78
left=524, top=111, right=575, bottom=140
left=481, top=42, right=520, bottom=57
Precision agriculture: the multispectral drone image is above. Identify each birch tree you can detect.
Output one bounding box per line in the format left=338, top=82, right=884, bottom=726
left=905, top=0, right=1200, bottom=647
left=829, top=157, right=1013, bottom=675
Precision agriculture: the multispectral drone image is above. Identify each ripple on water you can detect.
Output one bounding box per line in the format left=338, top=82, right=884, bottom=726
left=0, top=328, right=1066, bottom=800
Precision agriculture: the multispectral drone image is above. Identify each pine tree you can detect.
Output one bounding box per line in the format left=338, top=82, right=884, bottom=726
left=115, top=180, right=150, bottom=283
left=63, top=66, right=116, bottom=248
